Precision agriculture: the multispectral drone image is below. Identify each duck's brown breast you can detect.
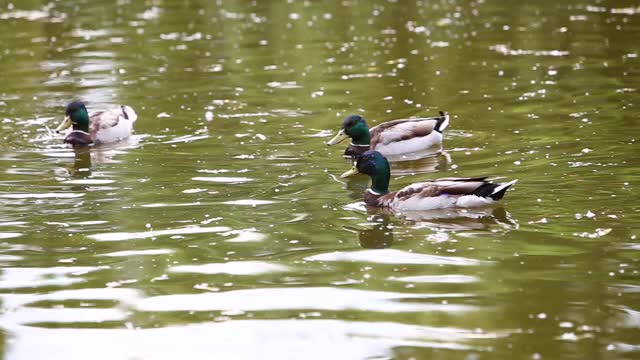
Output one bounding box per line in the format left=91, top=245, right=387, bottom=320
left=64, top=131, right=93, bottom=146
left=344, top=144, right=369, bottom=160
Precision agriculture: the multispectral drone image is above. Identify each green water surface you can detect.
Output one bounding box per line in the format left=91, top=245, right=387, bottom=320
left=0, top=0, right=638, bottom=359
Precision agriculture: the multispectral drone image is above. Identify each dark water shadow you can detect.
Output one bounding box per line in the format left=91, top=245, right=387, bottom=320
left=70, top=147, right=92, bottom=179
left=343, top=206, right=518, bottom=249
left=356, top=213, right=395, bottom=249
left=344, top=176, right=370, bottom=201
left=350, top=206, right=517, bottom=249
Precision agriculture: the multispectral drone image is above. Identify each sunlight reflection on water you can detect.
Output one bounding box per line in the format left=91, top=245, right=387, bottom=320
left=192, top=176, right=254, bottom=183
left=0, top=266, right=108, bottom=289
left=170, top=261, right=289, bottom=275
left=88, top=226, right=230, bottom=241
left=305, top=249, right=488, bottom=266
left=137, top=287, right=476, bottom=313
left=3, top=320, right=507, bottom=359
left=0, top=0, right=638, bottom=358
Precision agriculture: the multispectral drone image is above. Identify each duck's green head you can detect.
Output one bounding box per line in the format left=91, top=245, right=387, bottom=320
left=326, top=115, right=371, bottom=146
left=56, top=101, right=89, bottom=133
left=355, top=150, right=390, bottom=194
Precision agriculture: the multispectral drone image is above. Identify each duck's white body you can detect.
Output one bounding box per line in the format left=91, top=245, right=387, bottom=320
left=369, top=115, right=448, bottom=156
left=89, top=106, right=137, bottom=144
left=373, top=132, right=443, bottom=155
left=391, top=185, right=503, bottom=211
left=369, top=179, right=517, bottom=211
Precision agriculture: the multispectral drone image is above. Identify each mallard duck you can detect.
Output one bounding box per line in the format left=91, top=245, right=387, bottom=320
left=326, top=112, right=450, bottom=161
left=346, top=151, right=517, bottom=210
left=55, top=101, right=137, bottom=146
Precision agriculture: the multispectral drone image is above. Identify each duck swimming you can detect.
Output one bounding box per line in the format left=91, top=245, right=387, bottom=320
left=346, top=150, right=517, bottom=211
left=55, top=101, right=137, bottom=146
left=326, top=112, right=449, bottom=161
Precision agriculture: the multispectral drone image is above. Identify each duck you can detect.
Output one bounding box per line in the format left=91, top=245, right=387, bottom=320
left=346, top=150, right=517, bottom=211
left=326, top=112, right=450, bottom=162
left=55, top=101, right=137, bottom=146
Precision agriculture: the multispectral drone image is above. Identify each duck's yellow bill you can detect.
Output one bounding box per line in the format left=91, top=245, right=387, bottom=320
left=326, top=129, right=348, bottom=146
left=55, top=116, right=72, bottom=133
left=340, top=165, right=359, bottom=178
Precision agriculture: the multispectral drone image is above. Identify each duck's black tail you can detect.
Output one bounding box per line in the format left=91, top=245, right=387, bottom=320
left=471, top=180, right=518, bottom=200
left=434, top=111, right=450, bottom=133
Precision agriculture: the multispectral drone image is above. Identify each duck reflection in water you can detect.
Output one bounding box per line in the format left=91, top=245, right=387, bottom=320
left=57, top=136, right=139, bottom=186
left=65, top=146, right=117, bottom=179
left=351, top=207, right=517, bottom=249
left=67, top=147, right=92, bottom=180
left=357, top=214, right=395, bottom=249
left=397, top=206, right=518, bottom=232
left=65, top=135, right=140, bottom=173
left=52, top=148, right=94, bottom=195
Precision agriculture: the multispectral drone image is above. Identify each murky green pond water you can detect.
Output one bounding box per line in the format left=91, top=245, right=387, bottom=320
left=0, top=0, right=639, bottom=359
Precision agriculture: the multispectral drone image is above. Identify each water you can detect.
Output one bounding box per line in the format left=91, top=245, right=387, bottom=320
left=0, top=1, right=639, bottom=359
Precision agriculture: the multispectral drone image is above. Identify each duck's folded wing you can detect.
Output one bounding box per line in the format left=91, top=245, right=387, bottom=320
left=90, top=110, right=121, bottom=131
left=432, top=179, right=489, bottom=195
left=394, top=178, right=488, bottom=199
left=89, top=107, right=136, bottom=133
left=370, top=118, right=439, bottom=147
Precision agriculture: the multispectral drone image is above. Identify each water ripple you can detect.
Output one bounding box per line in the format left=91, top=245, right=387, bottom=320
left=0, top=287, right=142, bottom=309
left=0, top=254, right=23, bottom=262
left=490, top=44, right=569, bottom=56
left=222, top=229, right=267, bottom=242
left=3, top=308, right=127, bottom=325
left=170, top=261, right=288, bottom=275
left=99, top=249, right=174, bottom=257
left=88, top=226, right=231, bottom=242
left=0, top=193, right=84, bottom=199
left=60, top=179, right=115, bottom=185
left=304, top=249, right=487, bottom=266
left=388, top=275, right=479, bottom=284
left=221, top=200, right=276, bottom=206
left=137, top=287, right=475, bottom=313
left=0, top=232, right=23, bottom=239
left=0, top=266, right=108, bottom=289
left=192, top=177, right=253, bottom=184
left=3, top=320, right=508, bottom=359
